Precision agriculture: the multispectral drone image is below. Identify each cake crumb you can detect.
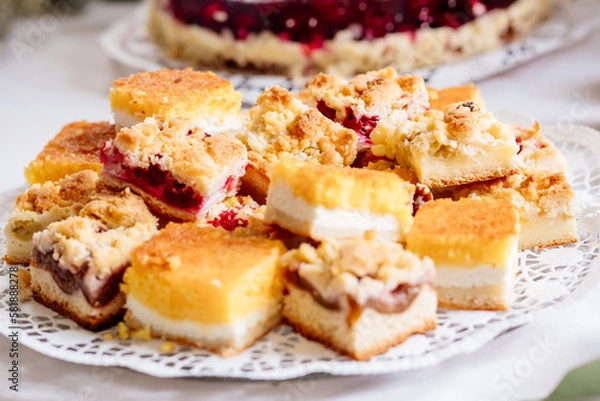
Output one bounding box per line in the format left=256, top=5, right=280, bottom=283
left=103, top=333, right=114, bottom=341
left=160, top=342, right=176, bottom=353
left=117, top=322, right=130, bottom=340
left=131, top=326, right=151, bottom=341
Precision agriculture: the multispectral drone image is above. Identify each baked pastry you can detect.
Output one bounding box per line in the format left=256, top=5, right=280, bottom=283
left=265, top=160, right=415, bottom=241
left=406, top=198, right=519, bottom=310
left=281, top=235, right=437, bottom=360
left=238, top=86, right=358, bottom=203
left=30, top=189, right=158, bottom=331
left=24, top=121, right=115, bottom=185
left=371, top=101, right=520, bottom=187
left=452, top=172, right=578, bottom=250
left=516, top=122, right=567, bottom=175
left=4, top=170, right=98, bottom=265
left=148, top=0, right=550, bottom=77
left=428, top=84, right=485, bottom=111
left=198, top=195, right=261, bottom=231
left=99, top=116, right=248, bottom=221
left=299, top=69, right=429, bottom=146
left=110, top=68, right=242, bottom=133
left=123, top=224, right=286, bottom=356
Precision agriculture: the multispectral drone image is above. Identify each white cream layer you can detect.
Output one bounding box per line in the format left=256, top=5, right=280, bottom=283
left=126, top=295, right=278, bottom=348
left=435, top=243, right=518, bottom=288
left=112, top=110, right=243, bottom=136
left=266, top=180, right=400, bottom=241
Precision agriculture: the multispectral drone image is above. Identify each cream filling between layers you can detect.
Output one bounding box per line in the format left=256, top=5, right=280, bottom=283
left=266, top=180, right=400, bottom=240
left=126, top=295, right=279, bottom=348
left=112, top=110, right=243, bottom=136
left=435, top=242, right=518, bottom=289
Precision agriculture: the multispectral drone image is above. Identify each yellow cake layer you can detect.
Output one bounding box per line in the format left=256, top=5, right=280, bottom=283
left=123, top=224, right=286, bottom=324
left=270, top=160, right=415, bottom=222
left=110, top=68, right=241, bottom=119
left=406, top=198, right=519, bottom=267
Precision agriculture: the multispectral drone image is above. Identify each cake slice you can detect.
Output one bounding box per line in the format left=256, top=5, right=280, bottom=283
left=4, top=170, right=98, bottom=264
left=239, top=86, right=358, bottom=203
left=110, top=68, right=242, bottom=134
left=406, top=198, right=520, bottom=310
left=123, top=224, right=286, bottom=356
left=281, top=235, right=437, bottom=360
left=427, top=84, right=485, bottom=111
left=30, top=189, right=158, bottom=331
left=300, top=68, right=429, bottom=146
left=197, top=195, right=262, bottom=232
left=99, top=116, right=248, bottom=221
left=516, top=122, right=567, bottom=175
left=371, top=102, right=520, bottom=187
left=452, top=172, right=578, bottom=250
left=24, top=121, right=116, bottom=184
left=265, top=160, right=415, bottom=241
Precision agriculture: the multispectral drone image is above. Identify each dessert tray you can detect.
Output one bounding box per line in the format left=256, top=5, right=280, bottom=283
left=100, top=0, right=600, bottom=106
left=1, top=124, right=599, bottom=380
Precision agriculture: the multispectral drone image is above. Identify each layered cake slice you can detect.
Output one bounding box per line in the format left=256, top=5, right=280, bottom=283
left=110, top=68, right=243, bottom=134
left=406, top=198, right=520, bottom=310
left=300, top=69, right=429, bottom=146
left=239, top=86, right=358, bottom=202
left=25, top=121, right=116, bottom=184
left=99, top=116, right=248, bottom=221
left=265, top=160, right=415, bottom=241
left=281, top=235, right=437, bottom=360
left=4, top=170, right=98, bottom=264
left=30, top=189, right=158, bottom=331
left=428, top=84, right=485, bottom=111
left=516, top=122, right=567, bottom=175
left=371, top=102, right=520, bottom=187
left=452, top=173, right=578, bottom=250
left=123, top=224, right=286, bottom=356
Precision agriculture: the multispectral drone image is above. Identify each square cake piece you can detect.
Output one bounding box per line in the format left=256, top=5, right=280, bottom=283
left=281, top=235, right=437, bottom=360
left=239, top=85, right=358, bottom=203
left=123, top=224, right=286, bottom=356
left=406, top=198, right=520, bottom=311
left=299, top=68, right=429, bottom=146
left=110, top=68, right=242, bottom=134
left=99, top=116, right=248, bottom=221
left=452, top=172, right=578, bottom=250
left=25, top=121, right=116, bottom=185
left=30, top=189, right=158, bottom=331
left=4, top=170, right=98, bottom=265
left=265, top=160, right=415, bottom=241
left=371, top=102, right=520, bottom=187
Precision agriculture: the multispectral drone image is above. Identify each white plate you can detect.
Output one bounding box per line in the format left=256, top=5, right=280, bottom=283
left=1, top=125, right=599, bottom=380
left=99, top=0, right=600, bottom=106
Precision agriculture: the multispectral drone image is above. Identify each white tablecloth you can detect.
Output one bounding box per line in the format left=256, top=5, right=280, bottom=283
left=0, top=3, right=599, bottom=400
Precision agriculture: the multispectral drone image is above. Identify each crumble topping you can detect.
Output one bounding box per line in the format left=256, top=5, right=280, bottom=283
left=197, top=195, right=261, bottom=231
left=240, top=86, right=358, bottom=166
left=515, top=122, right=567, bottom=174
left=105, top=116, right=248, bottom=194
left=371, top=102, right=518, bottom=162
left=282, top=236, right=434, bottom=306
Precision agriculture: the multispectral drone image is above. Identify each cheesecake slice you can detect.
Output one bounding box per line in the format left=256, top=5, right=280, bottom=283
left=30, top=189, right=158, bottom=331
left=452, top=172, right=578, bottom=250
left=238, top=86, right=358, bottom=203
left=99, top=116, right=248, bottom=221
left=4, top=170, right=98, bottom=264
left=123, top=224, right=286, bottom=356
left=371, top=102, right=520, bottom=187
left=25, top=121, right=116, bottom=185
left=406, top=198, right=520, bottom=310
left=281, top=235, right=436, bottom=360
left=300, top=68, right=429, bottom=147
left=110, top=68, right=242, bottom=134
left=265, top=160, right=415, bottom=241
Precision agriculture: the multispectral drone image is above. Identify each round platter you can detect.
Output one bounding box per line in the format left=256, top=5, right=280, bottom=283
left=1, top=125, right=599, bottom=380
left=99, top=0, right=600, bottom=106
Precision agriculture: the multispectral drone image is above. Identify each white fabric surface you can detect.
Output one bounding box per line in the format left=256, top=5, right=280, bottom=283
left=0, top=2, right=599, bottom=400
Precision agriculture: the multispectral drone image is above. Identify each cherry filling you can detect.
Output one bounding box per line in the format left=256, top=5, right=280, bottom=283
left=208, top=209, right=249, bottom=231
left=168, top=0, right=519, bottom=46
left=317, top=100, right=379, bottom=144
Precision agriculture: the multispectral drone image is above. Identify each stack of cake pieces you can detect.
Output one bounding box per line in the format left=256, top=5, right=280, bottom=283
left=5, top=67, right=578, bottom=361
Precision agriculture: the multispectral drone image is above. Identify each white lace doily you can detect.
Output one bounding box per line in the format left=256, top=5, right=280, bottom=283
left=99, top=0, right=600, bottom=106
left=1, top=124, right=599, bottom=380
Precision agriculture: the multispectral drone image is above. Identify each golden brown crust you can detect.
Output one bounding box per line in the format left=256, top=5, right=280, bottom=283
left=422, top=165, right=520, bottom=188
left=438, top=300, right=508, bottom=311
left=25, top=121, right=115, bottom=184
left=519, top=236, right=578, bottom=251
